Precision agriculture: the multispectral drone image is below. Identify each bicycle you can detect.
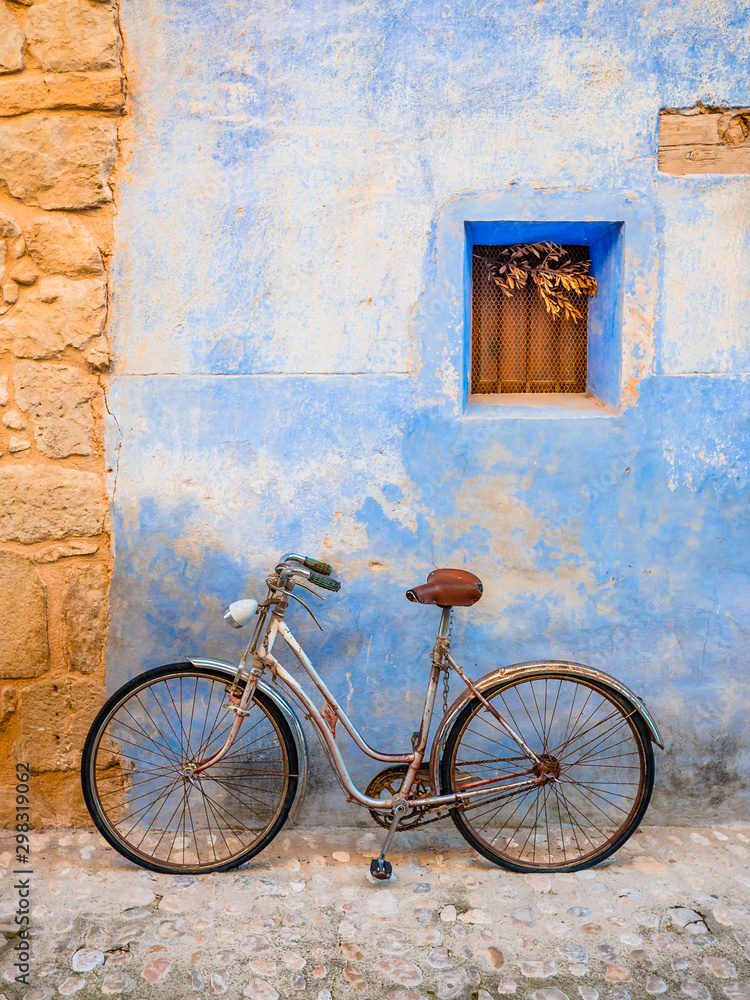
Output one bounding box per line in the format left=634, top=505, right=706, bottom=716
left=81, top=552, right=662, bottom=877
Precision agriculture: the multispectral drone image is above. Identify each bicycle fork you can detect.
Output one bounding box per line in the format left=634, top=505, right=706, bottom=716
left=192, top=660, right=263, bottom=775
left=192, top=610, right=279, bottom=775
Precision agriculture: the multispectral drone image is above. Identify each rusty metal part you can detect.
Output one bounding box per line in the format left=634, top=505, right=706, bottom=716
left=366, top=765, right=433, bottom=829
left=322, top=702, right=338, bottom=738
left=532, top=752, right=562, bottom=780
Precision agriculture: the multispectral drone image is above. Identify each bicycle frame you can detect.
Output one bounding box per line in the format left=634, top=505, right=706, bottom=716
left=196, top=593, right=545, bottom=813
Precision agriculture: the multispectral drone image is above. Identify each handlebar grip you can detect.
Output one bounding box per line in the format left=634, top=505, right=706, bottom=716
left=304, top=557, right=333, bottom=576
left=309, top=571, right=341, bottom=592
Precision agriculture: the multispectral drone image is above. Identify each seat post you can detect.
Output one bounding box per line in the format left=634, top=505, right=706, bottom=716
left=437, top=606, right=452, bottom=639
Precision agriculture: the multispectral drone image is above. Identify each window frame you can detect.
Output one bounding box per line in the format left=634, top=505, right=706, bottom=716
left=464, top=221, right=625, bottom=412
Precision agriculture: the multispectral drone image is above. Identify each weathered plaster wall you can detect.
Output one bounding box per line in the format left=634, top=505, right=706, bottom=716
left=0, top=0, right=124, bottom=824
left=109, top=0, right=750, bottom=823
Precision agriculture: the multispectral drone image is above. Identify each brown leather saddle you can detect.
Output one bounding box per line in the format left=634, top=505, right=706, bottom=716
left=406, top=568, right=483, bottom=608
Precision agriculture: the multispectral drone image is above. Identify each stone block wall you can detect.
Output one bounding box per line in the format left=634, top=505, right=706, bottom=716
left=0, top=0, right=122, bottom=825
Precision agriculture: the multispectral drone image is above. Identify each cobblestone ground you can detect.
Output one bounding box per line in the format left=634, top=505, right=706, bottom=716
left=1, top=825, right=749, bottom=1000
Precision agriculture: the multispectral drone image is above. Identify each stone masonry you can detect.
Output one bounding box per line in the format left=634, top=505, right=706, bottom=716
left=0, top=0, right=124, bottom=825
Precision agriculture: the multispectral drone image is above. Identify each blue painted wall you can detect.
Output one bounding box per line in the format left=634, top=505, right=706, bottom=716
left=108, top=0, right=750, bottom=822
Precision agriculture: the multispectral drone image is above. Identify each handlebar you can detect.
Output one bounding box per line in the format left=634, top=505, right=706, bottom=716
left=276, top=553, right=342, bottom=593
left=303, top=556, right=333, bottom=576
left=308, top=571, right=341, bottom=592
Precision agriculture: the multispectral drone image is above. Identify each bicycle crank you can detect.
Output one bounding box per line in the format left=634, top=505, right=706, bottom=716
left=365, top=765, right=432, bottom=829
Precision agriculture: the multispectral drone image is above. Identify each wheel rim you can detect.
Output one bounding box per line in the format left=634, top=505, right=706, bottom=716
left=88, top=670, right=291, bottom=871
left=450, top=676, right=649, bottom=869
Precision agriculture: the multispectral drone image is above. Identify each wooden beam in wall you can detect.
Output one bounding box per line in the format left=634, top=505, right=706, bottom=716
left=659, top=107, right=750, bottom=175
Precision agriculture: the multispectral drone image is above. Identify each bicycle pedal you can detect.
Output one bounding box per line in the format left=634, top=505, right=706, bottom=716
left=369, top=857, right=392, bottom=880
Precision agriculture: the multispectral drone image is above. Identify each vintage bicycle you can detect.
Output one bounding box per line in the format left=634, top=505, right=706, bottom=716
left=81, top=552, right=662, bottom=877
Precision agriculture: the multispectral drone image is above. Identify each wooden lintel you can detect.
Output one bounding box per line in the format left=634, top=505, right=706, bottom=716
left=658, top=108, right=750, bottom=175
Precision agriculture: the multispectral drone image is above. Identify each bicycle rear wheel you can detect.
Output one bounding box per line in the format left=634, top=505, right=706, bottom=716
left=81, top=663, right=298, bottom=873
left=440, top=671, right=654, bottom=872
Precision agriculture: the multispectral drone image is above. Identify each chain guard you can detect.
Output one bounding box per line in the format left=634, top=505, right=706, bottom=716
left=365, top=765, right=433, bottom=830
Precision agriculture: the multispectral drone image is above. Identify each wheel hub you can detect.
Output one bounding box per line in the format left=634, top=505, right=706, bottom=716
left=533, top=753, right=561, bottom=780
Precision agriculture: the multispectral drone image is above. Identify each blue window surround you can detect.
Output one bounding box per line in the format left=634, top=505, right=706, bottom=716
left=464, top=221, right=625, bottom=412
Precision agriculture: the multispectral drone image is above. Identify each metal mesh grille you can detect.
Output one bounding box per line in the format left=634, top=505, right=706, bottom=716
left=471, top=244, right=589, bottom=394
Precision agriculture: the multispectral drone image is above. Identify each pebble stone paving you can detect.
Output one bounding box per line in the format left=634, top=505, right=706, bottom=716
left=0, top=825, right=749, bottom=1000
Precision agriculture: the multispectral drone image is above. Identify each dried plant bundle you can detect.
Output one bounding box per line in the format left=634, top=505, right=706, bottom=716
left=476, top=242, right=598, bottom=323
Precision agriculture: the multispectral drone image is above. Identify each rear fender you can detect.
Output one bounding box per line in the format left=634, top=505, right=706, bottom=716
left=428, top=660, right=663, bottom=796
left=189, top=657, right=308, bottom=823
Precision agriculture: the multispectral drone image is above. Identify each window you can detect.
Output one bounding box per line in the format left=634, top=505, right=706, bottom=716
left=464, top=221, right=624, bottom=413
left=471, top=243, right=592, bottom=395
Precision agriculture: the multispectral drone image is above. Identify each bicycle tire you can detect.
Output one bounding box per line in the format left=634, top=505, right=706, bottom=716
left=81, top=662, right=298, bottom=874
left=439, top=671, right=654, bottom=872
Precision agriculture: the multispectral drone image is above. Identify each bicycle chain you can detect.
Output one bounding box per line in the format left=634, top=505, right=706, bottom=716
left=442, top=609, right=453, bottom=715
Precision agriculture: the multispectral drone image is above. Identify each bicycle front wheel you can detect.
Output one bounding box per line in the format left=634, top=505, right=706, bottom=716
left=81, top=663, right=298, bottom=874
left=440, top=671, right=654, bottom=872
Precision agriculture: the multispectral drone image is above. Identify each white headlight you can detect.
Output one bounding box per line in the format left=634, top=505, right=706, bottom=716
left=223, top=599, right=259, bottom=628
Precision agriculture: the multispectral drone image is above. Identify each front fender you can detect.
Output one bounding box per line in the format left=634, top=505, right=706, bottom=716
left=189, top=657, right=308, bottom=824
left=428, top=660, right=664, bottom=796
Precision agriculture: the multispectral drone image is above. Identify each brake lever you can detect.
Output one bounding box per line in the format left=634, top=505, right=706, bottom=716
left=292, top=578, right=326, bottom=601
left=277, top=588, right=324, bottom=630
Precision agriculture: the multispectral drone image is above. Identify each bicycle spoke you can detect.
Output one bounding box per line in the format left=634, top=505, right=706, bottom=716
left=496, top=688, right=541, bottom=751
left=553, top=783, right=614, bottom=841
left=553, top=782, right=568, bottom=863
left=167, top=676, right=194, bottom=759
left=130, top=695, right=184, bottom=764
left=168, top=784, right=190, bottom=865
left=565, top=755, right=639, bottom=768
left=552, top=696, right=616, bottom=757
left=529, top=681, right=547, bottom=750
left=184, top=786, right=199, bottom=864
left=475, top=785, right=536, bottom=839
left=96, top=749, right=175, bottom=778
left=123, top=773, right=183, bottom=843
left=561, top=714, right=638, bottom=768
left=98, top=776, right=178, bottom=811
left=203, top=774, right=283, bottom=817
left=555, top=780, right=588, bottom=855
left=194, top=784, right=260, bottom=843
left=520, top=782, right=547, bottom=861
left=120, top=706, right=183, bottom=767
left=193, top=681, right=228, bottom=761
left=555, top=707, right=632, bottom=761
left=187, top=676, right=199, bottom=759
left=188, top=787, right=236, bottom=858
left=150, top=685, right=189, bottom=759
left=562, top=777, right=631, bottom=818
left=490, top=786, right=542, bottom=847
left=106, top=723, right=179, bottom=763
left=559, top=686, right=594, bottom=756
